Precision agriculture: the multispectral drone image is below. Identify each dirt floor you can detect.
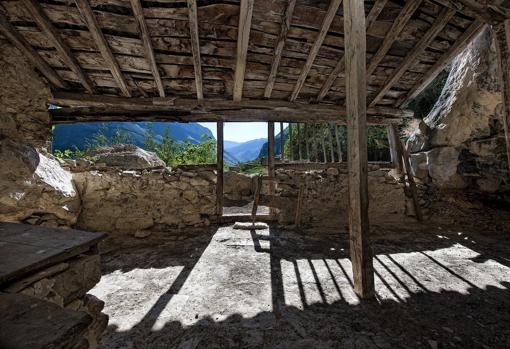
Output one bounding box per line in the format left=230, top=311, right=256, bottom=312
left=222, top=198, right=270, bottom=216
left=90, top=224, right=510, bottom=349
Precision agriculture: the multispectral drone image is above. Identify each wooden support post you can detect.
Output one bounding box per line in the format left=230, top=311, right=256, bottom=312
left=312, top=124, right=318, bottom=162
left=387, top=124, right=404, bottom=173
left=304, top=124, right=310, bottom=161
left=401, top=140, right=423, bottom=222
left=187, top=0, right=203, bottom=100
left=280, top=122, right=285, bottom=162
left=335, top=124, right=343, bottom=163
left=328, top=123, right=336, bottom=162
left=320, top=124, right=328, bottom=163
left=289, top=123, right=294, bottom=161
left=344, top=0, right=374, bottom=299
left=216, top=121, right=224, bottom=216
left=268, top=122, right=276, bottom=215
left=297, top=123, right=303, bottom=161
left=494, top=21, right=510, bottom=176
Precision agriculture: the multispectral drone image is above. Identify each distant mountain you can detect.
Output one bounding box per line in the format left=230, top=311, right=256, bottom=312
left=52, top=122, right=214, bottom=152
left=224, top=140, right=241, bottom=150
left=258, top=127, right=288, bottom=159
left=225, top=138, right=267, bottom=163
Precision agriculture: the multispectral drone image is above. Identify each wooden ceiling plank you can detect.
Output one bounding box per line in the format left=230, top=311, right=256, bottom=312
left=74, top=0, right=131, bottom=97
left=130, top=0, right=165, bottom=97
left=397, top=20, right=485, bottom=107
left=369, top=7, right=456, bottom=107
left=187, top=0, right=203, bottom=100
left=0, top=12, right=67, bottom=89
left=233, top=0, right=254, bottom=102
left=21, top=0, right=95, bottom=93
left=316, top=0, right=388, bottom=102
left=264, top=0, right=297, bottom=99
left=290, top=0, right=343, bottom=102
left=367, top=0, right=423, bottom=77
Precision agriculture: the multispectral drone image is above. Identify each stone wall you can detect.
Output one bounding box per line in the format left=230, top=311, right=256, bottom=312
left=408, top=28, right=510, bottom=198
left=273, top=164, right=413, bottom=227
left=71, top=163, right=217, bottom=233
left=0, top=39, right=52, bottom=149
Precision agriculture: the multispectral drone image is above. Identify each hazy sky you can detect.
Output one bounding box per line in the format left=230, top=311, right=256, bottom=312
left=199, top=122, right=284, bottom=143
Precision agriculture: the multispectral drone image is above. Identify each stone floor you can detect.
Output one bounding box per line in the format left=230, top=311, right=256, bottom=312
left=90, top=224, right=510, bottom=349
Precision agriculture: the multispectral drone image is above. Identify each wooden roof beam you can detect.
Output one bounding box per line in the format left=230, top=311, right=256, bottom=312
left=187, top=0, right=203, bottom=100
left=290, top=0, right=343, bottom=102
left=233, top=0, right=254, bottom=102
left=130, top=0, right=165, bottom=97
left=367, top=0, right=422, bottom=77
left=0, top=11, right=67, bottom=89
left=20, top=0, right=94, bottom=93
left=316, top=0, right=388, bottom=102
left=435, top=0, right=510, bottom=24
left=264, top=0, right=297, bottom=99
left=396, top=20, right=485, bottom=108
left=74, top=0, right=131, bottom=97
left=369, top=7, right=456, bottom=107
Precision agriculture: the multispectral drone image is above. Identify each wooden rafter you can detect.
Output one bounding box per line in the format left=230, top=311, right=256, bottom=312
left=397, top=20, right=485, bottom=107
left=264, top=0, right=297, bottom=98
left=344, top=0, right=374, bottom=299
left=369, top=7, right=456, bottom=107
left=74, top=0, right=131, bottom=97
left=130, top=0, right=165, bottom=97
left=367, top=0, right=422, bottom=77
left=316, top=0, right=388, bottom=102
left=21, top=0, right=94, bottom=93
left=290, top=0, right=343, bottom=102
left=187, top=0, right=203, bottom=100
left=233, top=0, right=254, bottom=102
left=0, top=11, right=67, bottom=89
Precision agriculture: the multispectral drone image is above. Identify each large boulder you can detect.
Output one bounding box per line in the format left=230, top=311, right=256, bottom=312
left=91, top=144, right=165, bottom=169
left=0, top=139, right=80, bottom=225
left=223, top=171, right=255, bottom=201
left=407, top=28, right=509, bottom=195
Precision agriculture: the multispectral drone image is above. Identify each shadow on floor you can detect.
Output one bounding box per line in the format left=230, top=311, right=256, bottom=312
left=95, top=225, right=510, bottom=349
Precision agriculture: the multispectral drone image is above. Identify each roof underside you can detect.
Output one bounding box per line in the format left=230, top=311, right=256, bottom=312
left=0, top=0, right=486, bottom=122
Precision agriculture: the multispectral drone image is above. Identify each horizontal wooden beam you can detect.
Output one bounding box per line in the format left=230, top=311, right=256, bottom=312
left=0, top=11, right=68, bottom=89
left=50, top=92, right=413, bottom=118
left=436, top=0, right=510, bottom=24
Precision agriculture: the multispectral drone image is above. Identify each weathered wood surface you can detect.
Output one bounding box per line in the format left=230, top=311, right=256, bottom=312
left=401, top=140, right=424, bottom=221
left=216, top=121, right=224, bottom=216
left=0, top=293, right=92, bottom=349
left=0, top=0, right=482, bottom=107
left=344, top=0, right=374, bottom=299
left=0, top=222, right=106, bottom=285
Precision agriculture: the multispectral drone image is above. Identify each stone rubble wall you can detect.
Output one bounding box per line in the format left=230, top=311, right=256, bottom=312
left=1, top=251, right=107, bottom=349
left=0, top=40, right=52, bottom=149
left=273, top=164, right=414, bottom=226
left=408, top=28, right=510, bottom=199
left=71, top=163, right=217, bottom=233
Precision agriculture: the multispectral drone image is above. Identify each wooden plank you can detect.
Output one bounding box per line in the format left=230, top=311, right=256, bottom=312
left=304, top=123, right=310, bottom=161
left=264, top=0, right=297, bottom=98
left=187, top=0, right=203, bottom=100
left=316, top=0, right=388, bottom=102
left=289, top=122, right=294, bottom=160
left=387, top=124, right=403, bottom=173
left=335, top=124, right=343, bottom=163
left=401, top=140, right=423, bottom=221
left=320, top=123, right=328, bottom=162
left=369, top=7, right=456, bottom=107
left=312, top=124, right=318, bottom=162
left=216, top=121, right=224, bottom=216
left=0, top=12, right=67, bottom=89
left=367, top=0, right=422, bottom=77
left=289, top=0, right=343, bottom=101
left=233, top=0, right=254, bottom=101
left=494, top=20, right=510, bottom=178
left=251, top=175, right=262, bottom=222
left=0, top=222, right=106, bottom=285
left=344, top=0, right=374, bottom=299
left=130, top=0, right=165, bottom=97
left=21, top=0, right=94, bottom=93
left=397, top=20, right=485, bottom=107
left=74, top=0, right=131, bottom=97
left=297, top=123, right=302, bottom=161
